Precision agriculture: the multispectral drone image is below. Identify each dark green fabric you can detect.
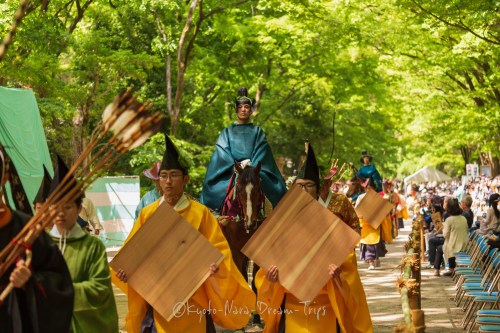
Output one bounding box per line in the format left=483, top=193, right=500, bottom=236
left=200, top=123, right=286, bottom=212
left=0, top=86, right=54, bottom=207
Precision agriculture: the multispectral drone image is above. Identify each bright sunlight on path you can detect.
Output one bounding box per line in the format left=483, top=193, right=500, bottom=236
left=362, top=221, right=464, bottom=333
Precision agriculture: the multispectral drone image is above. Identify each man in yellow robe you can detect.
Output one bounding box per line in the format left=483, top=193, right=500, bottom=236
left=356, top=178, right=393, bottom=269
left=255, top=143, right=373, bottom=333
left=112, top=135, right=255, bottom=333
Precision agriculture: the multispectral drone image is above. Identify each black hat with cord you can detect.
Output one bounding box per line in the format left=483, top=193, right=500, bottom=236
left=234, top=87, right=255, bottom=112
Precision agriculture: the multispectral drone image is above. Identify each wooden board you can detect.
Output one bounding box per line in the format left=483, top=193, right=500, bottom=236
left=354, top=190, right=393, bottom=229
left=242, top=186, right=361, bottom=302
left=109, top=202, right=224, bottom=321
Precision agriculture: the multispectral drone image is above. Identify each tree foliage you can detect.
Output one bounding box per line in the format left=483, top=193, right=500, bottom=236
left=0, top=0, right=498, bottom=196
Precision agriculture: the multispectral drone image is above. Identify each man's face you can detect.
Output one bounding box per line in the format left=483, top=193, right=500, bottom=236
left=53, top=201, right=81, bottom=231
left=159, top=169, right=189, bottom=198
left=294, top=179, right=317, bottom=198
left=236, top=104, right=252, bottom=123
left=460, top=200, right=469, bottom=210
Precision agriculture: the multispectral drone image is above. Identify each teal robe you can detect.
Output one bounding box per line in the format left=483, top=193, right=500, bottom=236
left=134, top=187, right=161, bottom=219
left=200, top=123, right=286, bottom=212
left=51, top=225, right=118, bottom=333
left=357, top=164, right=383, bottom=192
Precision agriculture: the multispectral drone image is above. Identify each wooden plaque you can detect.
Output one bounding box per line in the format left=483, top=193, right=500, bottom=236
left=354, top=190, right=393, bottom=229
left=242, top=186, right=361, bottom=302
left=109, top=202, right=224, bottom=321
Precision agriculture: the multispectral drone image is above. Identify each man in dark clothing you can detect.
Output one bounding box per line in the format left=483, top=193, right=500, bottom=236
left=461, top=194, right=474, bottom=229
left=0, top=145, right=74, bottom=333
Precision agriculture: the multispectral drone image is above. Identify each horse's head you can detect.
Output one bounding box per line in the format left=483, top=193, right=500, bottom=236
left=234, top=161, right=263, bottom=230
left=346, top=175, right=365, bottom=198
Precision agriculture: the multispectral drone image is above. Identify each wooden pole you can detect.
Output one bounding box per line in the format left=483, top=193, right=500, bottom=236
left=413, top=253, right=421, bottom=309
left=419, top=216, right=426, bottom=263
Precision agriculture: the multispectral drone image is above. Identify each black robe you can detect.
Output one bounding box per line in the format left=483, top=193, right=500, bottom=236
left=0, top=210, right=74, bottom=333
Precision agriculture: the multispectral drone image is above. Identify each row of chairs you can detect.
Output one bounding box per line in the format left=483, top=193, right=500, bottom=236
left=452, top=230, right=500, bottom=332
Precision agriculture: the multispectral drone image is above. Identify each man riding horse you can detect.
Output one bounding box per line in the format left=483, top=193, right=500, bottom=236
left=199, top=87, right=286, bottom=213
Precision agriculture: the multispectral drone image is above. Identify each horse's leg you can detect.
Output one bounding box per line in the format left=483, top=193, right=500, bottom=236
left=241, top=255, right=249, bottom=281
left=251, top=262, right=262, bottom=325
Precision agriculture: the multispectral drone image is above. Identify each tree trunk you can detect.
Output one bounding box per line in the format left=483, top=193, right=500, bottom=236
left=167, top=54, right=172, bottom=116
left=491, top=153, right=499, bottom=178
left=254, top=83, right=266, bottom=115
left=171, top=0, right=199, bottom=136
left=460, top=145, right=472, bottom=173
left=151, top=9, right=172, bottom=120
left=73, top=105, right=92, bottom=175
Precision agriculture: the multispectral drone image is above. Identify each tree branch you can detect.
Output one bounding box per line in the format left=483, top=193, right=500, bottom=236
left=259, top=78, right=321, bottom=126
left=183, top=0, right=203, bottom=69
left=410, top=0, right=500, bottom=45
left=171, top=0, right=199, bottom=135
left=201, top=0, right=251, bottom=20
left=68, top=0, right=94, bottom=34
left=151, top=8, right=173, bottom=118
left=0, top=0, right=30, bottom=61
left=444, top=72, right=468, bottom=90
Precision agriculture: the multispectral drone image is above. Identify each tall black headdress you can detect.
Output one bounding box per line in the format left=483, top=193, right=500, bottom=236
left=33, top=165, right=52, bottom=205
left=296, top=141, right=320, bottom=188
left=234, top=87, right=255, bottom=111
left=48, top=154, right=79, bottom=202
left=160, top=134, right=189, bottom=173
left=360, top=150, right=373, bottom=164
left=0, top=144, right=32, bottom=215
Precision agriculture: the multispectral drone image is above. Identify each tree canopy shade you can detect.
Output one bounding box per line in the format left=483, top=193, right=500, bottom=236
left=404, top=166, right=452, bottom=183
left=0, top=0, right=498, bottom=197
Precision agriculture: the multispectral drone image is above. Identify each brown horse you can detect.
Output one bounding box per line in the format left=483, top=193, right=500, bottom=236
left=218, top=162, right=266, bottom=325
left=219, top=161, right=266, bottom=277
left=346, top=176, right=365, bottom=200
left=346, top=163, right=366, bottom=201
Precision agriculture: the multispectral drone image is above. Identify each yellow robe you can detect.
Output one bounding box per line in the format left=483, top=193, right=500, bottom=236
left=255, top=252, right=373, bottom=333
left=112, top=196, right=256, bottom=333
left=397, top=206, right=409, bottom=220
left=360, top=216, right=393, bottom=245
left=357, top=191, right=393, bottom=245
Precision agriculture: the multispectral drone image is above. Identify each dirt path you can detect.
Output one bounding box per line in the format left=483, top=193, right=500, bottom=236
left=113, top=222, right=465, bottom=332
left=362, top=224, right=463, bottom=332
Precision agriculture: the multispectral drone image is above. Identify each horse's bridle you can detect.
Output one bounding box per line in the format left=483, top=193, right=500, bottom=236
left=234, top=181, right=266, bottom=233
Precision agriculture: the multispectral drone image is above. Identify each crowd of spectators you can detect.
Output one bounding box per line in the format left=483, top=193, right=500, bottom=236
left=399, top=175, right=500, bottom=276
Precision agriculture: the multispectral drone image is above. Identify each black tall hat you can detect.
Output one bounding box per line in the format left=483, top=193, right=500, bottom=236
left=234, top=87, right=255, bottom=111
left=48, top=155, right=78, bottom=200
left=33, top=165, right=52, bottom=205
left=360, top=150, right=373, bottom=164
left=160, top=134, right=189, bottom=173
left=296, top=141, right=320, bottom=187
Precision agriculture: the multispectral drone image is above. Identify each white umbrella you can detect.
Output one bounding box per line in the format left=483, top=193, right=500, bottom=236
left=404, top=166, right=452, bottom=183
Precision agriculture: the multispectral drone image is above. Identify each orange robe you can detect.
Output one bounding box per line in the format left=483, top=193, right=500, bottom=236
left=255, top=252, right=373, bottom=333
left=255, top=191, right=373, bottom=332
